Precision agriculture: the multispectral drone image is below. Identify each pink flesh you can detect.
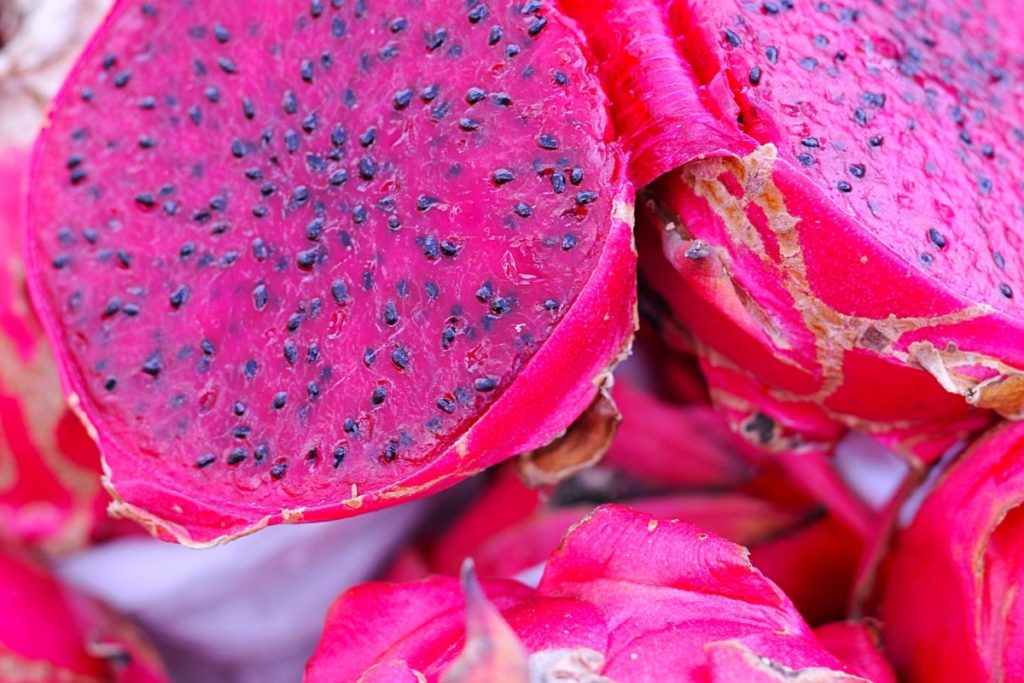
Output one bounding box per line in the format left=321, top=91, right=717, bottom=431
left=27, top=1, right=635, bottom=544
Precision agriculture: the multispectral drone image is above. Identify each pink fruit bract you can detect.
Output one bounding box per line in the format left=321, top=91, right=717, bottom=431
left=0, top=542, right=168, bottom=682
left=567, top=0, right=1024, bottom=462
left=307, top=505, right=869, bottom=682
left=881, top=421, right=1024, bottom=681
left=26, top=1, right=636, bottom=545
left=0, top=147, right=108, bottom=553
left=814, top=622, right=896, bottom=683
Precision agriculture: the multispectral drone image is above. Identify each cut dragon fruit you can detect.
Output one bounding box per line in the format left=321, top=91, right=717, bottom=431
left=26, top=0, right=636, bottom=545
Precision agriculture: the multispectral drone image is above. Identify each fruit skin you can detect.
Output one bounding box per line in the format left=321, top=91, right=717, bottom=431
left=307, top=505, right=868, bottom=682
left=561, top=0, right=1024, bottom=464
left=881, top=421, right=1024, bottom=681
left=26, top=0, right=637, bottom=546
left=0, top=541, right=168, bottom=682
left=0, top=147, right=111, bottom=554
left=814, top=622, right=896, bottom=683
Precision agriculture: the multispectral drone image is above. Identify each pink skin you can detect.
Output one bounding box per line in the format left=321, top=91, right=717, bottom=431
left=814, top=622, right=897, bottom=683
left=558, top=0, right=1024, bottom=464
left=0, top=148, right=109, bottom=554
left=26, top=0, right=637, bottom=545
left=308, top=505, right=868, bottom=682
left=881, top=422, right=1024, bottom=682
left=0, top=542, right=168, bottom=682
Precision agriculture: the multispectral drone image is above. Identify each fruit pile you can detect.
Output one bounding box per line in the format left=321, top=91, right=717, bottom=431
left=2, top=0, right=1023, bottom=680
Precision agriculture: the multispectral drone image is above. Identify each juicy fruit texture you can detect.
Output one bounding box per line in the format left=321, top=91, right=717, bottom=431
left=881, top=421, right=1024, bottom=681
left=27, top=0, right=634, bottom=544
left=308, top=505, right=868, bottom=682
left=0, top=542, right=168, bottom=682
left=575, top=0, right=1024, bottom=461
left=0, top=148, right=108, bottom=553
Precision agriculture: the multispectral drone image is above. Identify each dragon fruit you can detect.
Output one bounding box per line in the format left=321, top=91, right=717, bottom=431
left=565, top=0, right=1024, bottom=463
left=814, top=622, right=896, bottom=683
left=26, top=0, right=636, bottom=545
left=0, top=147, right=112, bottom=553
left=308, top=504, right=869, bottom=681
left=0, top=541, right=168, bottom=682
left=881, top=421, right=1024, bottom=681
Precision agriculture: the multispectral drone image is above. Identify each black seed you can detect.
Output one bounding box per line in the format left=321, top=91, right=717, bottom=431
left=723, top=29, right=742, bottom=47
left=232, top=401, right=247, bottom=417
left=436, top=396, right=456, bottom=413
left=254, top=445, right=268, bottom=463
left=749, top=66, right=762, bottom=85
left=284, top=341, right=298, bottom=365
left=329, top=169, right=348, bottom=185
left=528, top=16, right=547, bottom=36
left=384, top=301, right=399, bottom=326
left=441, top=325, right=457, bottom=349
left=551, top=172, right=565, bottom=194
left=102, top=298, right=122, bottom=318
left=358, top=157, right=377, bottom=180
left=393, top=88, right=413, bottom=109
left=358, top=126, right=377, bottom=147
left=466, top=87, right=486, bottom=104
left=488, top=26, right=504, bottom=45
left=307, top=382, right=320, bottom=400
left=849, top=163, right=866, bottom=178
left=244, top=359, right=258, bottom=379
left=505, top=44, right=520, bottom=57
left=476, top=282, right=493, bottom=302
left=301, top=112, right=318, bottom=134
left=1000, top=283, right=1014, bottom=299
left=169, top=285, right=190, bottom=308
left=300, top=59, right=314, bottom=83
left=837, top=181, right=852, bottom=193
left=425, top=282, right=440, bottom=300
left=797, top=153, right=815, bottom=166
left=474, top=376, right=498, bottom=392
left=569, top=167, right=584, bottom=185
left=538, top=134, right=558, bottom=150
left=576, top=191, right=597, bottom=206
left=227, top=449, right=247, bottom=465
left=306, top=217, right=325, bottom=241
left=233, top=425, right=251, bottom=439
left=544, top=298, right=558, bottom=311
left=468, top=4, right=488, bottom=23
left=801, top=137, right=821, bottom=148
left=421, top=234, right=441, bottom=260
left=353, top=205, right=367, bottom=224
left=491, top=297, right=512, bottom=315
left=285, top=130, right=301, bottom=153
left=196, top=453, right=216, bottom=468
left=253, top=282, right=269, bottom=310
left=142, top=355, right=162, bottom=377
left=69, top=168, right=88, bottom=184
left=561, top=234, right=577, bottom=250
left=113, top=71, right=131, bottom=88
left=371, top=386, right=387, bottom=405
left=431, top=101, right=452, bottom=121
left=493, top=169, right=515, bottom=185
left=362, top=270, right=372, bottom=289
left=491, top=92, right=512, bottom=106
left=982, top=144, right=995, bottom=159
left=287, top=311, right=305, bottom=332
left=139, top=135, right=157, bottom=149
left=994, top=251, right=1006, bottom=270
left=426, top=28, right=447, bottom=51
left=363, top=348, right=376, bottom=367
left=766, top=45, right=779, bottom=64
left=513, top=203, right=533, bottom=218
left=201, top=339, right=216, bottom=355
left=919, top=252, right=934, bottom=266
left=329, top=280, right=348, bottom=306
left=391, top=346, right=410, bottom=370
left=134, top=193, right=156, bottom=208
left=459, top=118, right=480, bottom=132
left=869, top=135, right=884, bottom=146
left=928, top=228, right=947, bottom=249
left=270, top=463, right=287, bottom=480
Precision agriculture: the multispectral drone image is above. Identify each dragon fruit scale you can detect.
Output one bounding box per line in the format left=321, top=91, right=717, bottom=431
left=25, top=0, right=637, bottom=545
left=566, top=0, right=1024, bottom=463
left=308, top=505, right=876, bottom=682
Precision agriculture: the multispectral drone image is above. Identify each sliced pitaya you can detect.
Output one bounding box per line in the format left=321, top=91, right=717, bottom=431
left=881, top=421, right=1024, bottom=681
left=0, top=147, right=111, bottom=553
left=308, top=504, right=868, bottom=682
left=0, top=541, right=168, bottom=682
left=26, top=0, right=636, bottom=545
left=568, top=0, right=1024, bottom=461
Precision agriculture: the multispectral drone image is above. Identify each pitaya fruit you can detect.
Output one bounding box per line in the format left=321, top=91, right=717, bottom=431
left=881, top=421, right=1024, bottom=681
left=814, top=622, right=896, bottom=683
left=0, top=147, right=112, bottom=553
left=308, top=504, right=869, bottom=682
left=0, top=541, right=168, bottom=682
left=26, top=0, right=636, bottom=545
left=568, top=0, right=1024, bottom=463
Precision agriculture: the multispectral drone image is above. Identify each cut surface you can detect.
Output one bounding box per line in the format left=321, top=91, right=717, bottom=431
left=28, top=0, right=633, bottom=544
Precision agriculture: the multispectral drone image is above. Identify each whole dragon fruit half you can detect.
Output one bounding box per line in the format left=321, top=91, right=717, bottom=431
left=0, top=147, right=111, bottom=553
left=881, top=421, right=1024, bottom=681
left=26, top=0, right=636, bottom=545
left=569, top=0, right=1024, bottom=463
left=0, top=541, right=168, bottom=682
left=308, top=504, right=880, bottom=682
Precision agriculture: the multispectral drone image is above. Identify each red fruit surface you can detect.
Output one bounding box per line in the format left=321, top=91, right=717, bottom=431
left=0, top=542, right=168, bottom=682
left=307, top=505, right=868, bottom=682
left=566, top=0, right=1024, bottom=461
left=881, top=421, right=1024, bottom=681
left=0, top=148, right=108, bottom=553
left=26, top=0, right=636, bottom=545
left=814, top=622, right=896, bottom=683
